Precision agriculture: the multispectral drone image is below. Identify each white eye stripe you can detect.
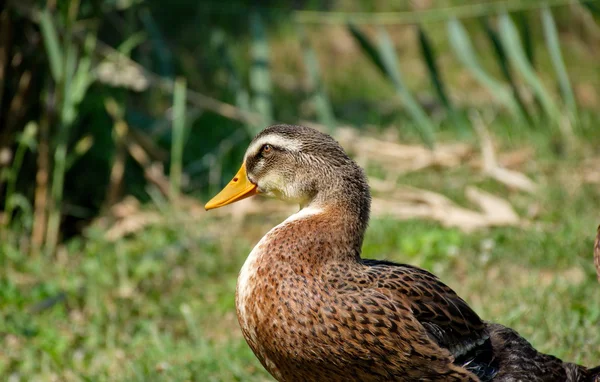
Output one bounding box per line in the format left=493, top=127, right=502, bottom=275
left=244, top=134, right=301, bottom=162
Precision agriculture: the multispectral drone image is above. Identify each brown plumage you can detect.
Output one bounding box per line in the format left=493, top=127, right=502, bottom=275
left=206, top=124, right=599, bottom=382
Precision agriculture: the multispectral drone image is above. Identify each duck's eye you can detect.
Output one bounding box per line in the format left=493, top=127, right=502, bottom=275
left=261, top=144, right=273, bottom=156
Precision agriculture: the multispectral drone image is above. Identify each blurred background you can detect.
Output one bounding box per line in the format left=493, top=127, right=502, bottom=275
left=1, top=0, right=599, bottom=380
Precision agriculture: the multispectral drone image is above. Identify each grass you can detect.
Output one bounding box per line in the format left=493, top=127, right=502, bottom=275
left=1, top=126, right=600, bottom=381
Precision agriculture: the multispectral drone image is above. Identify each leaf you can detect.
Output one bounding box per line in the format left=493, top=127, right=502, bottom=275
left=417, top=25, right=452, bottom=111
left=65, top=135, right=94, bottom=170
left=117, top=31, right=147, bottom=57
left=369, top=185, right=520, bottom=233
left=447, top=18, right=525, bottom=123
left=515, top=12, right=535, bottom=68
left=347, top=23, right=387, bottom=77
left=60, top=40, right=78, bottom=126
left=498, top=12, right=559, bottom=121
left=376, top=27, right=436, bottom=147
left=6, top=193, right=33, bottom=228
left=465, top=186, right=519, bottom=226
left=17, top=121, right=38, bottom=150
left=579, top=0, right=600, bottom=16
left=39, top=9, right=63, bottom=82
left=541, top=6, right=578, bottom=120
left=480, top=17, right=531, bottom=124
left=298, top=24, right=336, bottom=132
left=71, top=34, right=97, bottom=108
left=348, top=24, right=436, bottom=146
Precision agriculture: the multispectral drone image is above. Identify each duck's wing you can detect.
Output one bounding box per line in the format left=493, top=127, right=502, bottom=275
left=356, top=259, right=498, bottom=381
left=320, top=259, right=487, bottom=381
left=361, top=259, right=488, bottom=358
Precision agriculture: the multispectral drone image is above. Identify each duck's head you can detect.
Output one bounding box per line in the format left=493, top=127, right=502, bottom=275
left=205, top=124, right=370, bottom=222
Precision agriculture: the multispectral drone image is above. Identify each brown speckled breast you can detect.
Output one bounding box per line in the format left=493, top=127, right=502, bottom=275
left=235, top=209, right=482, bottom=382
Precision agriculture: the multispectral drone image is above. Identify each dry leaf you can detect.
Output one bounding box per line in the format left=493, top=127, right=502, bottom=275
left=487, top=167, right=538, bottom=194
left=470, top=111, right=538, bottom=194
left=465, top=186, right=519, bottom=226
left=334, top=127, right=473, bottom=175
left=370, top=183, right=520, bottom=233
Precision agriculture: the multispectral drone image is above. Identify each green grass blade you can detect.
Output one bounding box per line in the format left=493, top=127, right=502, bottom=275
left=65, top=135, right=94, bottom=170
left=61, top=42, right=78, bottom=126
left=170, top=77, right=187, bottom=201
left=498, top=12, right=559, bottom=120
left=298, top=24, right=336, bottom=133
left=377, top=27, right=436, bottom=148
left=580, top=0, right=600, bottom=15
left=417, top=25, right=452, bottom=111
left=4, top=122, right=37, bottom=227
left=516, top=12, right=535, bottom=68
left=480, top=17, right=532, bottom=123
left=349, top=24, right=435, bottom=146
left=71, top=34, right=96, bottom=111
left=447, top=18, right=524, bottom=123
left=39, top=9, right=63, bottom=82
left=117, top=31, right=147, bottom=57
left=375, top=27, right=403, bottom=87
left=417, top=25, right=468, bottom=132
left=46, top=39, right=77, bottom=256
left=515, top=11, right=545, bottom=113
left=249, top=11, right=272, bottom=131
left=347, top=23, right=387, bottom=77
left=541, top=6, right=577, bottom=120
left=5, top=193, right=33, bottom=230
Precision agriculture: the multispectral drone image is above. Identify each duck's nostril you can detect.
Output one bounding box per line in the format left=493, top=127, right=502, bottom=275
left=233, top=177, right=238, bottom=182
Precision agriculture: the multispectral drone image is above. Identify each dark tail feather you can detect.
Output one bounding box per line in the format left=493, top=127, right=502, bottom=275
left=487, top=323, right=600, bottom=381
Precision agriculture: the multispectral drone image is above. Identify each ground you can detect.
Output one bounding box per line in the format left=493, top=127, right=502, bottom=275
left=1, top=126, right=599, bottom=381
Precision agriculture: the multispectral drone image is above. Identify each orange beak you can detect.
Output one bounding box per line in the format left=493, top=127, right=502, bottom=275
left=205, top=163, right=259, bottom=210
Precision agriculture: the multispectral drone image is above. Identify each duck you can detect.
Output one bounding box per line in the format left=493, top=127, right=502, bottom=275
left=205, top=124, right=599, bottom=382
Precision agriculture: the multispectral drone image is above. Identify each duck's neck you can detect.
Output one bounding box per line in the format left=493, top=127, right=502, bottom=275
left=295, top=183, right=371, bottom=261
